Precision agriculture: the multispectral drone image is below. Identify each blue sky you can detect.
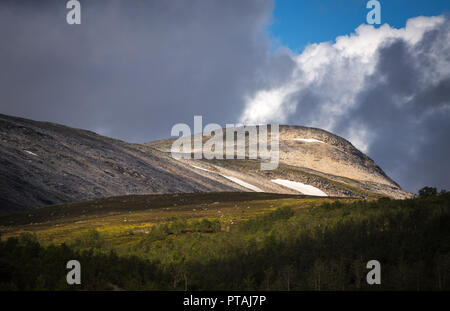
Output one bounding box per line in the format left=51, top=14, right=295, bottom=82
left=270, top=0, right=450, bottom=52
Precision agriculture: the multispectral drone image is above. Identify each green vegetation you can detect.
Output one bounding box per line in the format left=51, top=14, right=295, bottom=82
left=0, top=190, right=449, bottom=290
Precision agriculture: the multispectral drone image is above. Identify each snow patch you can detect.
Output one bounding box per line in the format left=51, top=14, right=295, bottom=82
left=24, top=150, right=38, bottom=156
left=294, top=138, right=325, bottom=144
left=192, top=165, right=213, bottom=173
left=191, top=164, right=263, bottom=192
left=222, top=176, right=263, bottom=192
left=271, top=179, right=327, bottom=196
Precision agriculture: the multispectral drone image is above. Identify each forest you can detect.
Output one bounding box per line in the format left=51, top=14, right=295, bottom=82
left=0, top=189, right=449, bottom=290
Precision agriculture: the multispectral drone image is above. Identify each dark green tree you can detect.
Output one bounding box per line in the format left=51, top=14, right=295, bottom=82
left=418, top=186, right=437, bottom=197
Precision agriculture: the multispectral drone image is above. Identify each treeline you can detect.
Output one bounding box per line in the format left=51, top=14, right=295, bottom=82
left=0, top=235, right=164, bottom=290
left=0, top=190, right=449, bottom=290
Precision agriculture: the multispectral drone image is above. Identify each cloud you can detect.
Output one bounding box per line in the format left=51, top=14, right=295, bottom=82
left=0, top=1, right=448, bottom=193
left=0, top=0, right=288, bottom=142
left=240, top=16, right=450, bottom=192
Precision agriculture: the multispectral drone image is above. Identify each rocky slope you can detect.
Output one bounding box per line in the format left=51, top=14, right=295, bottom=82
left=0, top=114, right=236, bottom=210
left=148, top=125, right=411, bottom=200
left=0, top=114, right=411, bottom=210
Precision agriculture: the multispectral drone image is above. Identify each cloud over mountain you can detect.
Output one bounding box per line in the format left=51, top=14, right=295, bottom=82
left=0, top=1, right=448, bottom=193
left=240, top=16, right=450, bottom=192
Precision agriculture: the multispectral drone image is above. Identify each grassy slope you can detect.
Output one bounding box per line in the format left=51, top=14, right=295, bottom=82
left=0, top=192, right=449, bottom=290
left=0, top=192, right=344, bottom=246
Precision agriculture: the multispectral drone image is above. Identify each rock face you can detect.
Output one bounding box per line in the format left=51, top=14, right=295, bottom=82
left=0, top=114, right=411, bottom=210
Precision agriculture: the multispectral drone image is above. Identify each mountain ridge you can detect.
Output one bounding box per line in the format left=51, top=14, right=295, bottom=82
left=0, top=114, right=412, bottom=210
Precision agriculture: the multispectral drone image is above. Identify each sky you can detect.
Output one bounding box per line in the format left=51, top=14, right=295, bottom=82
left=0, top=0, right=449, bottom=193
left=270, top=0, right=450, bottom=51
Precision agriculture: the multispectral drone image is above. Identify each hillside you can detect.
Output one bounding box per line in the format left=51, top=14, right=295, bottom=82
left=0, top=114, right=235, bottom=210
left=148, top=125, right=411, bottom=199
left=0, top=192, right=448, bottom=290
left=0, top=114, right=411, bottom=210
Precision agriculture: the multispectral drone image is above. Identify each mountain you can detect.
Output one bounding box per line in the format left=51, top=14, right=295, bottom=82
left=0, top=114, right=235, bottom=210
left=0, top=114, right=411, bottom=210
left=148, top=125, right=411, bottom=200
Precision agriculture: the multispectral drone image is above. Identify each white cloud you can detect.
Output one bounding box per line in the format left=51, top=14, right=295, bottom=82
left=240, top=16, right=446, bottom=152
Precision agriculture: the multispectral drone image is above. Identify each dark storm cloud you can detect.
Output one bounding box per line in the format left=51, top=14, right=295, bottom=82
left=0, top=0, right=286, bottom=142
